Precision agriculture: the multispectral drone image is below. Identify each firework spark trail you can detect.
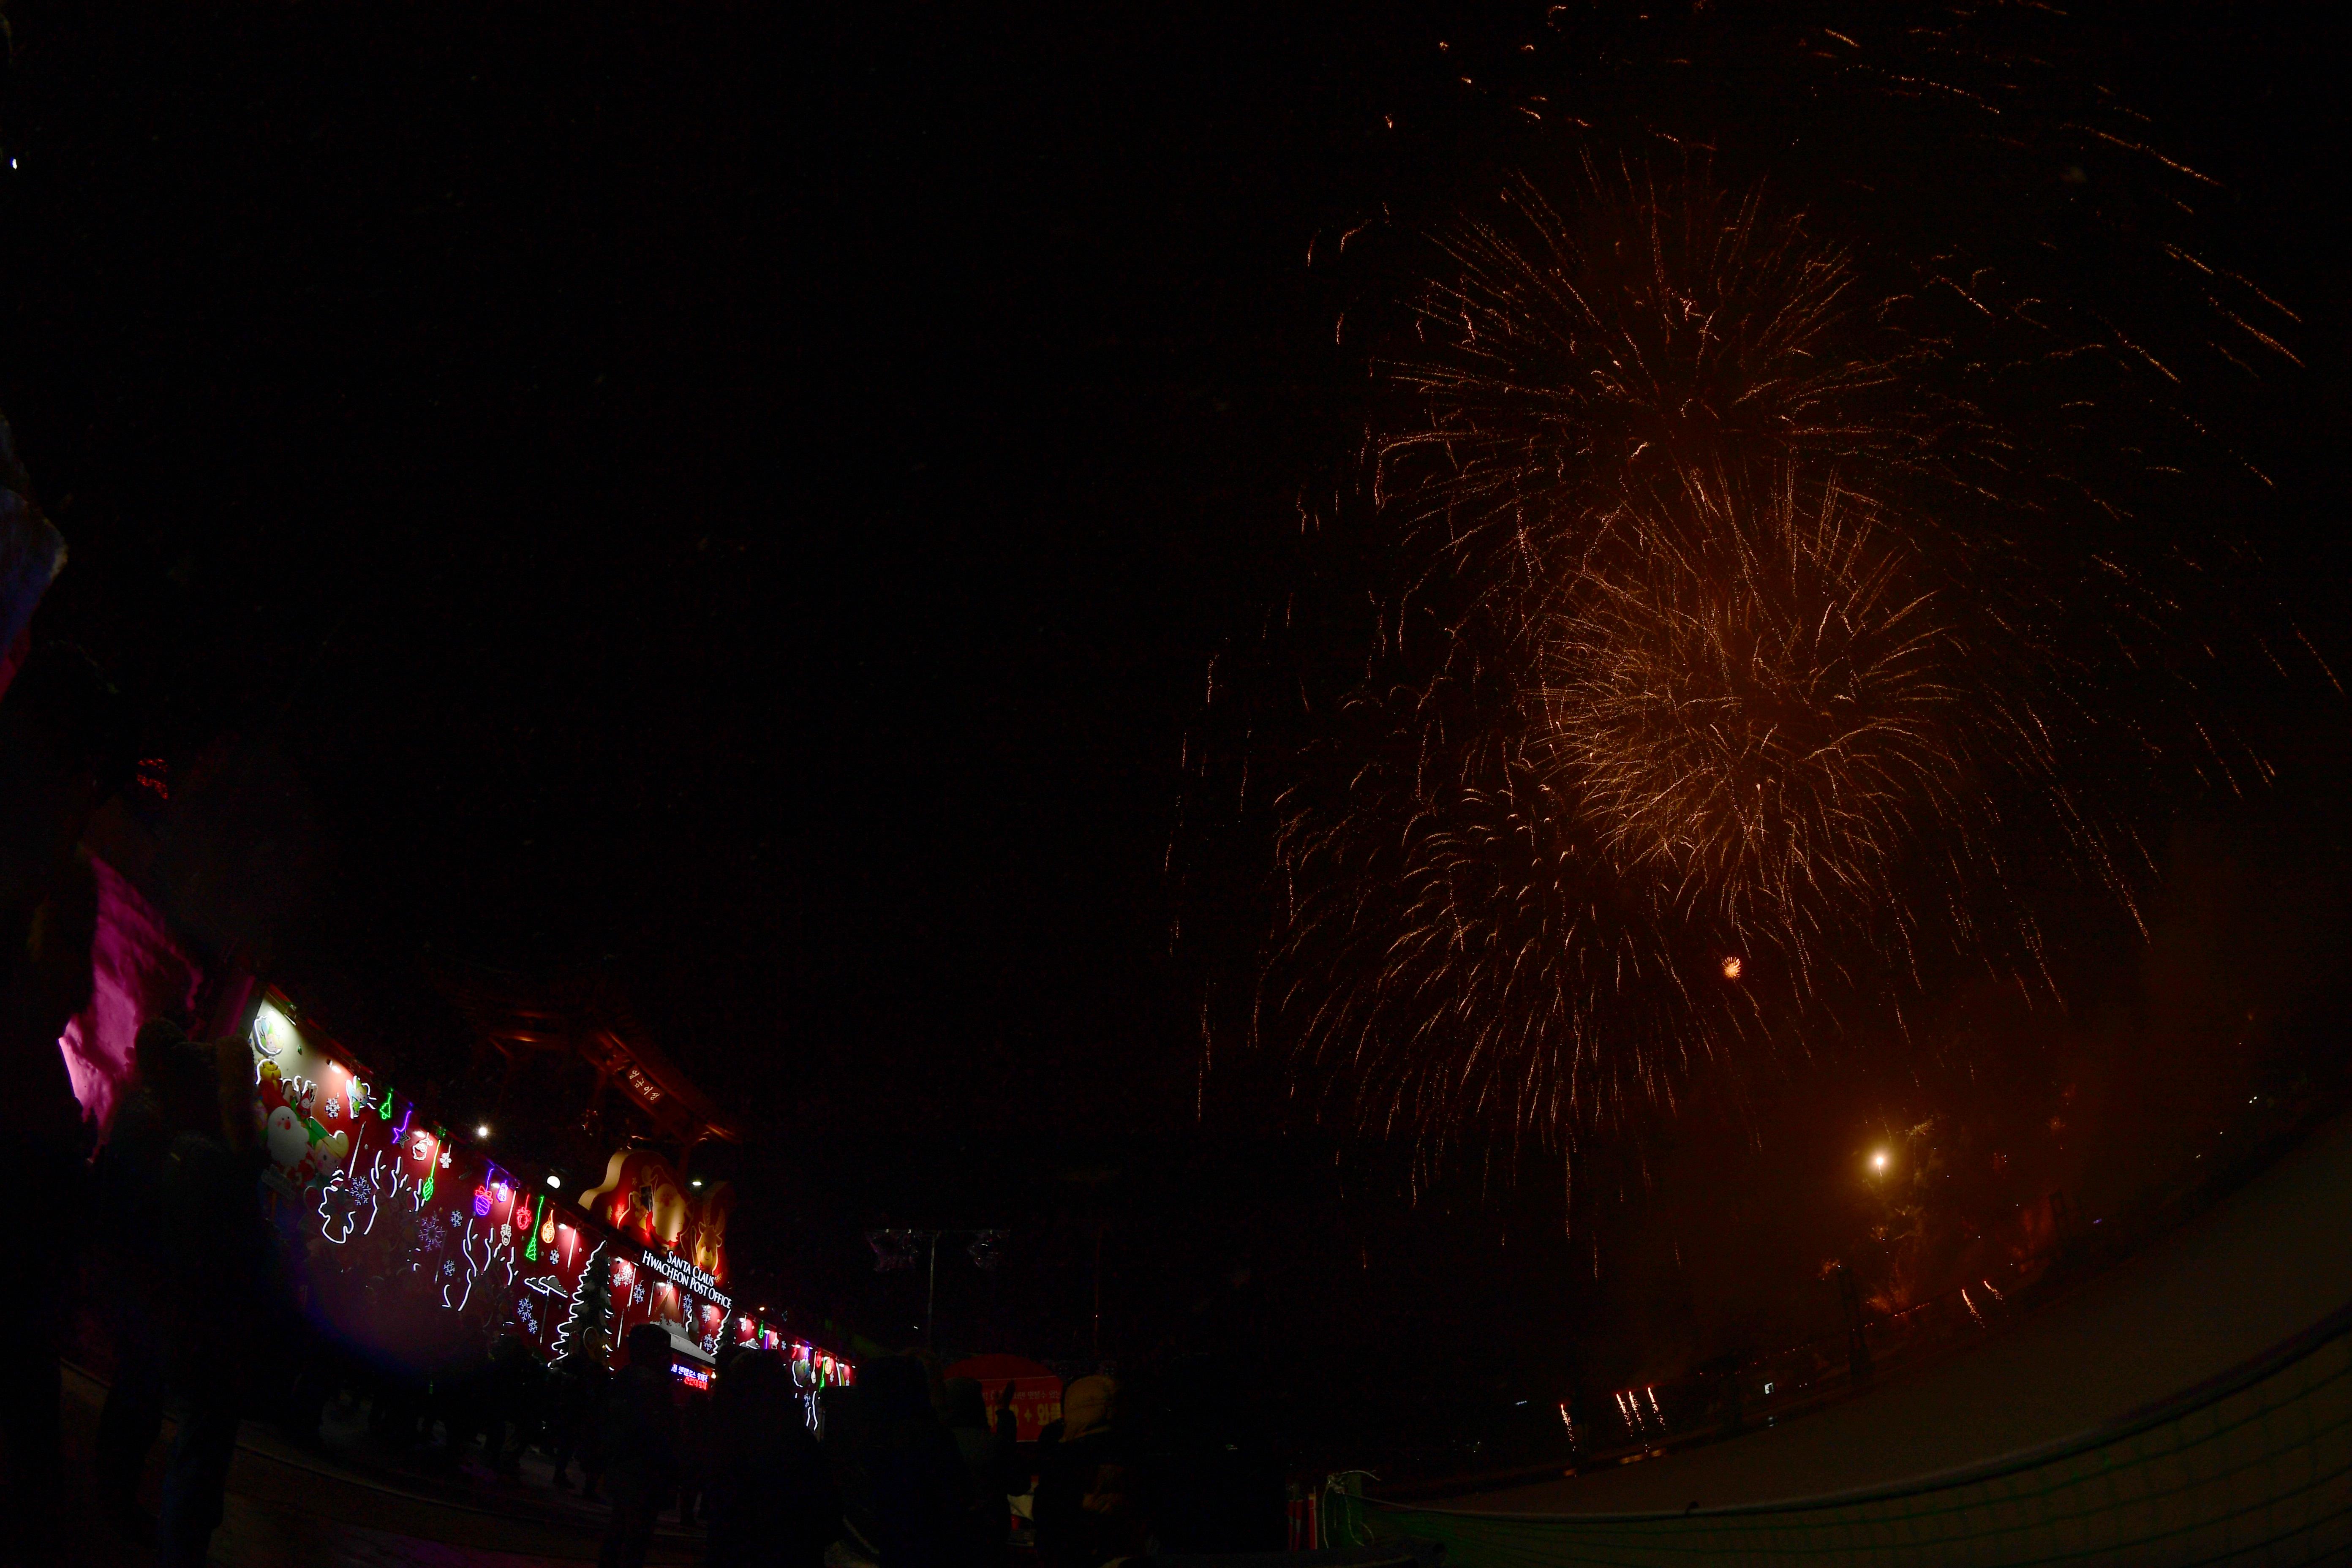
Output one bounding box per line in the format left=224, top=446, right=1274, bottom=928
left=1361, top=161, right=2116, bottom=952
left=1372, top=160, right=1929, bottom=604
left=1534, top=471, right=2039, bottom=956
left=1267, top=700, right=1777, bottom=1183
left=1189, top=14, right=2319, bottom=1207
left=1250, top=161, right=2207, bottom=1182
left=1256, top=165, right=2038, bottom=1171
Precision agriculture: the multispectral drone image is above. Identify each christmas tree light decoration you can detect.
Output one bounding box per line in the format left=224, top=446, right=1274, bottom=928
left=525, top=1195, right=546, bottom=1262
left=553, top=1243, right=613, bottom=1369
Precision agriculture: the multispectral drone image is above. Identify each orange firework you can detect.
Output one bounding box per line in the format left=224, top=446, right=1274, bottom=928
left=1265, top=714, right=1772, bottom=1181
left=1197, top=71, right=2314, bottom=1195
left=1257, top=165, right=1990, bottom=1171
left=1534, top=469, right=2032, bottom=953
left=1373, top=158, right=1926, bottom=616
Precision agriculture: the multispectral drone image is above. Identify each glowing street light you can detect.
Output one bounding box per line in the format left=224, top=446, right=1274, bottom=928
left=474, top=1123, right=491, bottom=1140
left=1870, top=1149, right=1891, bottom=1175
left=1720, top=955, right=1743, bottom=981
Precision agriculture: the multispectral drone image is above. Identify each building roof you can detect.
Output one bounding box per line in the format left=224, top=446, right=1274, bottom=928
left=432, top=960, right=742, bottom=1148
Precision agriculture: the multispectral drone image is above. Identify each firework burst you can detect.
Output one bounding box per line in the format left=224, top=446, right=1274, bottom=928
left=1266, top=702, right=1773, bottom=1182
left=1376, top=159, right=1923, bottom=581
left=1534, top=470, right=2019, bottom=958
left=1182, top=10, right=2316, bottom=1200
left=1256, top=165, right=2043, bottom=1173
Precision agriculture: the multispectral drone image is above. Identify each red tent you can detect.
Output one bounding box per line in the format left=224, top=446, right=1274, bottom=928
left=945, top=1354, right=1062, bottom=1442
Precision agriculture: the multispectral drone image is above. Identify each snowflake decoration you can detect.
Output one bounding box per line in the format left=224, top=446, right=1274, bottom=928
left=347, top=1173, right=376, bottom=1207
left=324, top=1096, right=343, bottom=1120
left=417, top=1213, right=450, bottom=1254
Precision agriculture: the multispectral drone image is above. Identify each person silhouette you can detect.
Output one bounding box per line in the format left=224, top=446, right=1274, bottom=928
left=599, top=1323, right=681, bottom=1568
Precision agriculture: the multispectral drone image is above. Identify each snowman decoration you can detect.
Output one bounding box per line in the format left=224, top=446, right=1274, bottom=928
left=257, top=1061, right=351, bottom=1197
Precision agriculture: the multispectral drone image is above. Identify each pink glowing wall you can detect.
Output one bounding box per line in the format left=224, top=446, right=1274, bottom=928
left=57, top=854, right=204, bottom=1133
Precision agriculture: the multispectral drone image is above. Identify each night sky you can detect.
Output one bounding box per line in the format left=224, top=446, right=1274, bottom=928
left=5, top=2, right=2351, bottom=1468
